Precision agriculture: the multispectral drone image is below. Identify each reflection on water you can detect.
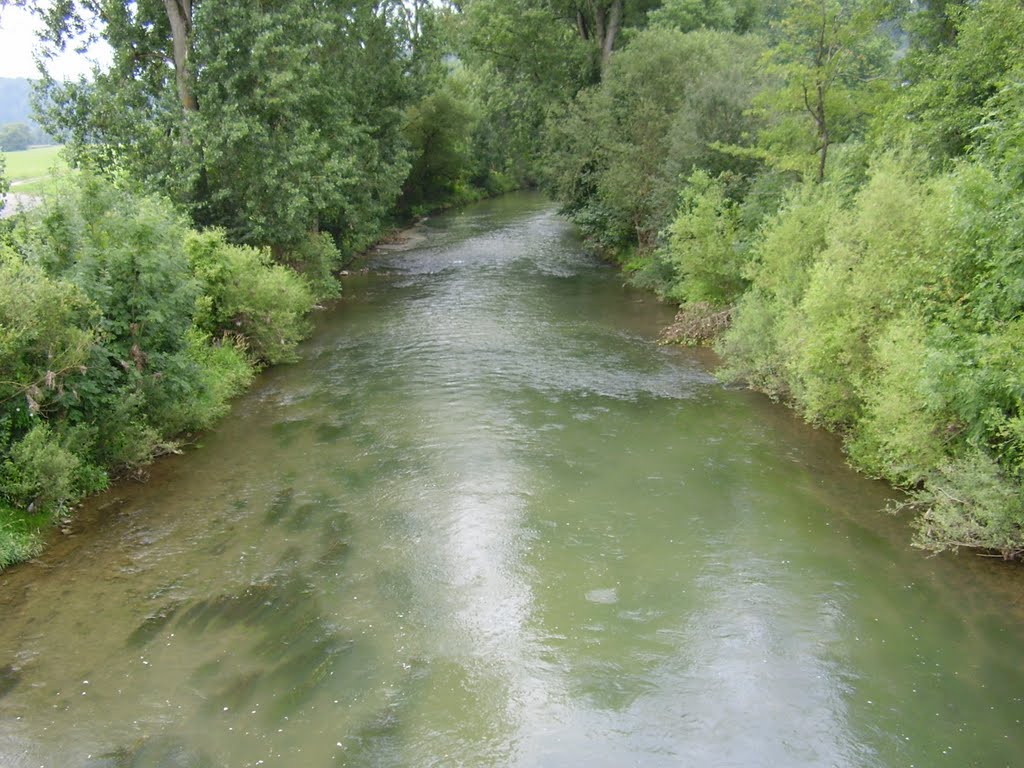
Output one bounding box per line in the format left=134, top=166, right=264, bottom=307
left=1, top=193, right=1023, bottom=768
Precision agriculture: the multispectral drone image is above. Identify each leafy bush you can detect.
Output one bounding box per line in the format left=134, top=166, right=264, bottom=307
left=0, top=174, right=319, bottom=569
left=284, top=232, right=344, bottom=301
left=846, top=315, right=949, bottom=485
left=187, top=229, right=315, bottom=365
left=0, top=506, right=47, bottom=570
left=911, top=450, right=1024, bottom=558
left=661, top=171, right=749, bottom=305
left=402, top=87, right=477, bottom=214
left=718, top=183, right=838, bottom=396
left=543, top=27, right=765, bottom=250
left=0, top=424, right=102, bottom=517
left=0, top=249, right=97, bottom=421
left=787, top=156, right=957, bottom=427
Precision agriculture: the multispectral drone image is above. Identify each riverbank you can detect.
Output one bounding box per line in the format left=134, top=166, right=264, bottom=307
left=3, top=193, right=1023, bottom=768
left=0, top=195, right=499, bottom=573
left=0, top=175, right=340, bottom=570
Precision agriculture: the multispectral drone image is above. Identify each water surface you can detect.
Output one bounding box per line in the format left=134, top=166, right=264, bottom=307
left=1, top=193, right=1021, bottom=767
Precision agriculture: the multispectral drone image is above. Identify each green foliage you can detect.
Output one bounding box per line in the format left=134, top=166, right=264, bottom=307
left=38, top=0, right=415, bottom=253
left=845, top=315, right=949, bottom=484
left=0, top=122, right=33, bottom=152
left=0, top=172, right=322, bottom=569
left=191, top=1, right=411, bottom=249
left=790, top=156, right=953, bottom=427
left=0, top=253, right=108, bottom=523
left=0, top=249, right=97, bottom=417
left=648, top=0, right=767, bottom=32
left=755, top=0, right=896, bottom=181
left=544, top=27, right=765, bottom=249
left=15, top=174, right=208, bottom=453
left=163, top=329, right=255, bottom=434
left=401, top=84, right=478, bottom=213
left=1, top=424, right=88, bottom=516
left=456, top=0, right=595, bottom=179
left=283, top=232, right=344, bottom=302
left=717, top=145, right=1024, bottom=555
left=25, top=175, right=198, bottom=355
left=661, top=170, right=749, bottom=304
left=719, top=182, right=837, bottom=394
left=883, top=0, right=1024, bottom=162
left=186, top=230, right=314, bottom=366
left=912, top=450, right=1024, bottom=558
left=0, top=504, right=47, bottom=570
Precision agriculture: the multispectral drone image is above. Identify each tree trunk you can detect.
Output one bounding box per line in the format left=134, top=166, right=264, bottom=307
left=817, top=115, right=829, bottom=183
left=571, top=2, right=623, bottom=75
left=576, top=9, right=590, bottom=39
left=162, top=0, right=198, bottom=113
left=601, top=0, right=622, bottom=71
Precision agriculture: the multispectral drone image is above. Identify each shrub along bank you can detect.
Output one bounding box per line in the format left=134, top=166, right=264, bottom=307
left=534, top=0, right=1024, bottom=559
left=0, top=174, right=323, bottom=568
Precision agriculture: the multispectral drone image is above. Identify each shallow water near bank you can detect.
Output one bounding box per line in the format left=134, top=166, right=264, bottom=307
left=1, top=192, right=1022, bottom=767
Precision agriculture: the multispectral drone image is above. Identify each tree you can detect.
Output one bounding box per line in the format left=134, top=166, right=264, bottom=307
left=401, top=84, right=477, bottom=212
left=162, top=0, right=198, bottom=113
left=562, top=0, right=625, bottom=71
left=456, top=0, right=595, bottom=176
left=35, top=0, right=417, bottom=253
left=758, top=0, right=894, bottom=181
left=0, top=122, right=32, bottom=151
left=883, top=0, right=1024, bottom=163
left=647, top=0, right=768, bottom=32
left=544, top=27, right=765, bottom=249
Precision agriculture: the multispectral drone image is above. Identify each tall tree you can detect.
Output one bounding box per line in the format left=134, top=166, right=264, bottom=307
left=568, top=0, right=625, bottom=70
left=162, top=0, right=197, bottom=113
left=759, top=0, right=894, bottom=181
left=34, top=0, right=417, bottom=252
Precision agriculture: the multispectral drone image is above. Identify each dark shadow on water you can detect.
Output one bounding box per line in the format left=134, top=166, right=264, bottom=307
left=0, top=662, right=21, bottom=698
left=286, top=501, right=319, bottom=531
left=125, top=601, right=184, bottom=649
left=158, top=571, right=361, bottom=725
left=316, top=514, right=354, bottom=571
left=79, top=735, right=217, bottom=768
left=269, top=418, right=310, bottom=448
left=315, top=422, right=351, bottom=444
left=264, top=486, right=295, bottom=525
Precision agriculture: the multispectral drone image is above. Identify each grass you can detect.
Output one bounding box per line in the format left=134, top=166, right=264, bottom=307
left=0, top=503, right=47, bottom=571
left=3, top=145, right=68, bottom=195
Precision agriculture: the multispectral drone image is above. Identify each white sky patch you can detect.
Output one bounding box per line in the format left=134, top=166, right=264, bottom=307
left=0, top=3, right=110, bottom=80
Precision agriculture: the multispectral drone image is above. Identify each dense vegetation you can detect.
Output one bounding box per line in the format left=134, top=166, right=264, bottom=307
left=0, top=1, right=516, bottom=567
left=526, top=0, right=1024, bottom=558
left=2, top=0, right=1023, bottom=564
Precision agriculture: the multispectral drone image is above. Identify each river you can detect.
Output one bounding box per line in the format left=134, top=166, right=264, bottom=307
left=0, top=192, right=1021, bottom=767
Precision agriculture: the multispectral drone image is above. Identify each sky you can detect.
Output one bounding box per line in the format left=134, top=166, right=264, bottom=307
left=0, top=3, right=109, bottom=80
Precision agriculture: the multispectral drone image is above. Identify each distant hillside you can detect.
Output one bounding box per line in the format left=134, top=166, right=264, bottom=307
left=0, top=77, right=37, bottom=125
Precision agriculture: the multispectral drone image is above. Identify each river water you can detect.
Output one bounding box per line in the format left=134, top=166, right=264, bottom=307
left=1, top=193, right=1021, bottom=767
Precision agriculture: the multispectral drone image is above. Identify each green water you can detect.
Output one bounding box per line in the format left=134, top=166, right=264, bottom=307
left=1, top=193, right=1021, bottom=767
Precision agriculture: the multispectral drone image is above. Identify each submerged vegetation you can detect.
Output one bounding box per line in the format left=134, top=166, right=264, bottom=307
left=2, top=0, right=1024, bottom=563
